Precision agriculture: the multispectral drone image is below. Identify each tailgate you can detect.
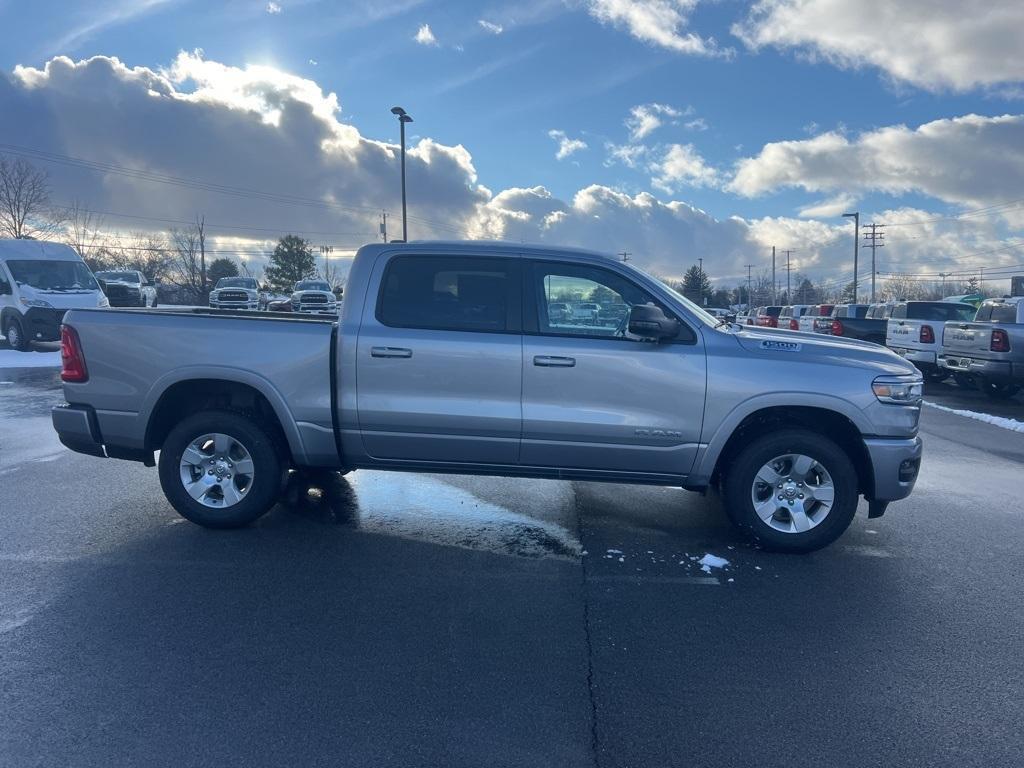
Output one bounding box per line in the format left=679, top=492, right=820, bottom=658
left=888, top=319, right=921, bottom=348
left=942, top=323, right=992, bottom=355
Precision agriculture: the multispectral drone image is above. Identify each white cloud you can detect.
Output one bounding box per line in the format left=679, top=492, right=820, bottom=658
left=625, top=102, right=687, bottom=141
left=414, top=23, right=438, bottom=46
left=548, top=129, right=588, bottom=160
left=265, top=1, right=282, bottom=14
left=797, top=194, right=858, bottom=219
left=604, top=142, right=649, bottom=169
left=650, top=143, right=720, bottom=191
left=728, top=114, right=1024, bottom=212
left=683, top=117, right=707, bottom=131
left=733, top=0, right=1024, bottom=92
left=585, top=0, right=731, bottom=57
left=478, top=19, right=504, bottom=34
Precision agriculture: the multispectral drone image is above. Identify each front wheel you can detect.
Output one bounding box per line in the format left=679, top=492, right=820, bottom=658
left=158, top=410, right=284, bottom=528
left=723, top=430, right=859, bottom=553
left=4, top=316, right=30, bottom=351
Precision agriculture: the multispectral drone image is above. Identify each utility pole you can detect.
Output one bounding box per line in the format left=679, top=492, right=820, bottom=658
left=380, top=211, right=388, bottom=243
left=862, top=223, right=885, bottom=302
left=390, top=107, right=413, bottom=242
left=618, top=251, right=631, bottom=263
left=782, top=249, right=794, bottom=301
left=745, top=264, right=754, bottom=310
left=197, top=215, right=206, bottom=300
left=771, top=246, right=776, bottom=305
left=842, top=212, right=860, bottom=303
left=980, top=266, right=985, bottom=295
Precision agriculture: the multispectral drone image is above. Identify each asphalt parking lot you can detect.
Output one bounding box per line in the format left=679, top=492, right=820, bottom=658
left=1, top=347, right=1023, bottom=768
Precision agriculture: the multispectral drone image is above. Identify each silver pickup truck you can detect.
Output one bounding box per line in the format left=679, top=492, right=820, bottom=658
left=51, top=241, right=923, bottom=553
left=938, top=296, right=1024, bottom=398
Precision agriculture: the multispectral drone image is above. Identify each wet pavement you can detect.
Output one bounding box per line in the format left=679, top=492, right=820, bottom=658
left=1, top=360, right=1023, bottom=767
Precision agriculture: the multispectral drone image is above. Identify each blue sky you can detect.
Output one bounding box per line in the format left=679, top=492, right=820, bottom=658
left=1, top=0, right=1022, bottom=290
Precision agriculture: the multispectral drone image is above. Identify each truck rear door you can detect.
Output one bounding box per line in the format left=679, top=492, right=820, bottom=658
left=355, top=254, right=523, bottom=464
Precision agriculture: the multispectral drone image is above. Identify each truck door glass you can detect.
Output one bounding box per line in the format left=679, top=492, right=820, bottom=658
left=0, top=269, right=11, bottom=295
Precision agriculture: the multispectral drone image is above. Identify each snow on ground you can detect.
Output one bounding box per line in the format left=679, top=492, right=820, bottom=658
left=924, top=401, right=1024, bottom=433
left=0, top=349, right=61, bottom=369
left=698, top=553, right=730, bottom=573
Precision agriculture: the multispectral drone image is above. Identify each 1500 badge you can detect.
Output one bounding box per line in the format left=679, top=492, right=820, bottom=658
left=760, top=340, right=802, bottom=352
left=635, top=428, right=683, bottom=438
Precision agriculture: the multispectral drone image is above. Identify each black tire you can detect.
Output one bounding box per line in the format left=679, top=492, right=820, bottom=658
left=952, top=373, right=975, bottom=390
left=979, top=379, right=1021, bottom=400
left=923, top=368, right=948, bottom=384
left=722, top=429, right=859, bottom=553
left=158, top=410, right=284, bottom=528
left=4, top=316, right=30, bottom=351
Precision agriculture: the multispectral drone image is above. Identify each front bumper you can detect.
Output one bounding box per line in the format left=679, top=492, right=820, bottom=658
left=938, top=355, right=1017, bottom=381
left=210, top=301, right=260, bottom=310
left=22, top=307, right=67, bottom=342
left=106, top=292, right=145, bottom=307
left=296, top=305, right=337, bottom=314
left=864, top=436, right=922, bottom=502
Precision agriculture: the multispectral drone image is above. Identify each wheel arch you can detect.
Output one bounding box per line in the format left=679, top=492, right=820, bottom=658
left=706, top=404, right=873, bottom=498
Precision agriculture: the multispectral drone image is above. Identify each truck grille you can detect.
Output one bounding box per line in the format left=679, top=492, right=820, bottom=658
left=218, top=291, right=250, bottom=303
left=301, top=294, right=328, bottom=304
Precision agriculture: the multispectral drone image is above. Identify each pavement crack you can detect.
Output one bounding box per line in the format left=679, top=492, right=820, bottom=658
left=573, top=483, right=602, bottom=768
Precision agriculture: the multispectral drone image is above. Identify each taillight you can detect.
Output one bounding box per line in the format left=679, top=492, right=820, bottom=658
left=991, top=329, right=1011, bottom=353
left=790, top=319, right=800, bottom=331
left=831, top=319, right=844, bottom=336
left=60, top=325, right=88, bottom=383
left=920, top=325, right=934, bottom=344
left=768, top=317, right=778, bottom=328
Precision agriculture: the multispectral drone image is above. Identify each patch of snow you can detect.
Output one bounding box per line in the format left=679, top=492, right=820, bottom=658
left=0, top=349, right=61, bottom=369
left=698, top=553, right=730, bottom=570
left=606, top=548, right=623, bottom=554
left=924, top=401, right=1024, bottom=433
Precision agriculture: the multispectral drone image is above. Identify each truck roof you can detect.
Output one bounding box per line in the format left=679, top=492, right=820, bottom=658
left=359, top=240, right=620, bottom=263
left=0, top=239, right=83, bottom=262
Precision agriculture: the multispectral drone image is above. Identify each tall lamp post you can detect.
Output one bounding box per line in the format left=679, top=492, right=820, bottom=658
left=842, top=211, right=860, bottom=303
left=390, top=106, right=413, bottom=242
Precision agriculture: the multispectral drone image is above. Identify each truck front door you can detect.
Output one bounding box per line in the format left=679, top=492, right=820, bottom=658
left=520, top=261, right=706, bottom=478
left=356, top=254, right=522, bottom=464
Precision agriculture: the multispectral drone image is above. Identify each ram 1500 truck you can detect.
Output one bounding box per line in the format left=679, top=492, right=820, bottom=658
left=51, top=242, right=924, bottom=553
left=938, top=296, right=1024, bottom=399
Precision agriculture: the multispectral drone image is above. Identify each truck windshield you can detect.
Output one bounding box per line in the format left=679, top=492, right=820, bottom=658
left=296, top=281, right=331, bottom=291
left=217, top=278, right=256, bottom=289
left=96, top=271, right=140, bottom=283
left=7, top=260, right=100, bottom=293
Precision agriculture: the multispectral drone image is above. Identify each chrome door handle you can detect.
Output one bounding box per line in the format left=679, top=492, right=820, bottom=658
left=533, top=355, right=576, bottom=367
left=371, top=347, right=412, bottom=358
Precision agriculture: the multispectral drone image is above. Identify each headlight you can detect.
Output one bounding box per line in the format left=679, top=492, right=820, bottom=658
left=872, top=375, right=923, bottom=405
left=98, top=296, right=110, bottom=308
left=20, top=298, right=53, bottom=308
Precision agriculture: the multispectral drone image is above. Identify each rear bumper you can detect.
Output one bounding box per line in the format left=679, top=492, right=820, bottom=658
left=51, top=403, right=106, bottom=458
left=938, top=355, right=1017, bottom=380
left=864, top=436, right=922, bottom=502
left=890, top=347, right=937, bottom=366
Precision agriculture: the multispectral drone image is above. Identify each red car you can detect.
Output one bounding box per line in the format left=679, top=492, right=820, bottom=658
left=756, top=306, right=784, bottom=328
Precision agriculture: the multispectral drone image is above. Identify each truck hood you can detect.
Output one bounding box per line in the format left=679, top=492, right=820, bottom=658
left=732, top=325, right=916, bottom=376
left=19, top=284, right=106, bottom=310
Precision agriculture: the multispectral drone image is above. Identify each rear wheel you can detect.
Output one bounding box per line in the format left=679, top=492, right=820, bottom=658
left=158, top=410, right=284, bottom=528
left=723, top=430, right=859, bottom=553
left=952, top=373, right=975, bottom=390
left=923, top=368, right=948, bottom=383
left=4, top=316, right=29, bottom=351
left=979, top=379, right=1021, bottom=400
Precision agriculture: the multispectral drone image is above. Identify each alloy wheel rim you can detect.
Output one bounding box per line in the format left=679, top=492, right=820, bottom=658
left=179, top=432, right=255, bottom=509
left=750, top=453, right=835, bottom=534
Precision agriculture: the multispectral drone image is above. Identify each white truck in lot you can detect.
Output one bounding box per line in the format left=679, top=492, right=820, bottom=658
left=938, top=296, right=1024, bottom=398
left=0, top=239, right=108, bottom=351
left=209, top=277, right=263, bottom=311
left=291, top=280, right=338, bottom=314
left=886, top=301, right=976, bottom=382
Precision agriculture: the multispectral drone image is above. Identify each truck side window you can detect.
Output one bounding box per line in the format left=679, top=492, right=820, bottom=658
left=0, top=269, right=11, bottom=295
left=378, top=256, right=518, bottom=333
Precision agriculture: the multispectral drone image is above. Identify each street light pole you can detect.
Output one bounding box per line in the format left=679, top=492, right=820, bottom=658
left=842, top=212, right=860, bottom=303
left=939, top=272, right=952, bottom=298
left=390, top=106, right=413, bottom=242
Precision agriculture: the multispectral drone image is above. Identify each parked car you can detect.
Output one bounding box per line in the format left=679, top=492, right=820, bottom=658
left=571, top=302, right=601, bottom=324
left=94, top=270, right=158, bottom=308
left=52, top=241, right=923, bottom=554
left=745, top=307, right=764, bottom=326
left=798, top=304, right=835, bottom=333
left=886, top=301, right=976, bottom=382
left=938, top=297, right=1024, bottom=399
left=291, top=280, right=338, bottom=315
left=209, top=277, right=262, bottom=311
left=548, top=302, right=570, bottom=323
left=756, top=306, right=784, bottom=328
left=0, top=239, right=108, bottom=351
left=866, top=302, right=894, bottom=321
left=815, top=304, right=887, bottom=344
left=779, top=304, right=812, bottom=331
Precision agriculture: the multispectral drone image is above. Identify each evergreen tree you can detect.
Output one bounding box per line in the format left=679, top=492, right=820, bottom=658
left=207, top=257, right=239, bottom=284
left=682, top=264, right=712, bottom=304
left=264, top=235, right=316, bottom=292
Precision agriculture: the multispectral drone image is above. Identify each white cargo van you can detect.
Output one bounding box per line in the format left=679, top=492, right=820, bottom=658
left=0, top=239, right=108, bottom=351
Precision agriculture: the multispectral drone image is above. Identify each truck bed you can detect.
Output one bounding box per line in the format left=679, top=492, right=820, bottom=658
left=59, top=307, right=338, bottom=466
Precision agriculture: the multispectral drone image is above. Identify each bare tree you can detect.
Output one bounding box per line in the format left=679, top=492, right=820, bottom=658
left=64, top=201, right=108, bottom=267
left=0, top=155, right=65, bottom=239
left=168, top=219, right=208, bottom=301
left=883, top=273, right=924, bottom=301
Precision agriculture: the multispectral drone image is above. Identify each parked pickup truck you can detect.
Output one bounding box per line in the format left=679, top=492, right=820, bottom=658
left=938, top=296, right=1024, bottom=399
left=51, top=242, right=923, bottom=553
left=886, top=300, right=976, bottom=382
left=815, top=303, right=888, bottom=344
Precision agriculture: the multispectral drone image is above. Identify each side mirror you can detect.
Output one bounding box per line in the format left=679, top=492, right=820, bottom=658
left=628, top=303, right=680, bottom=341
